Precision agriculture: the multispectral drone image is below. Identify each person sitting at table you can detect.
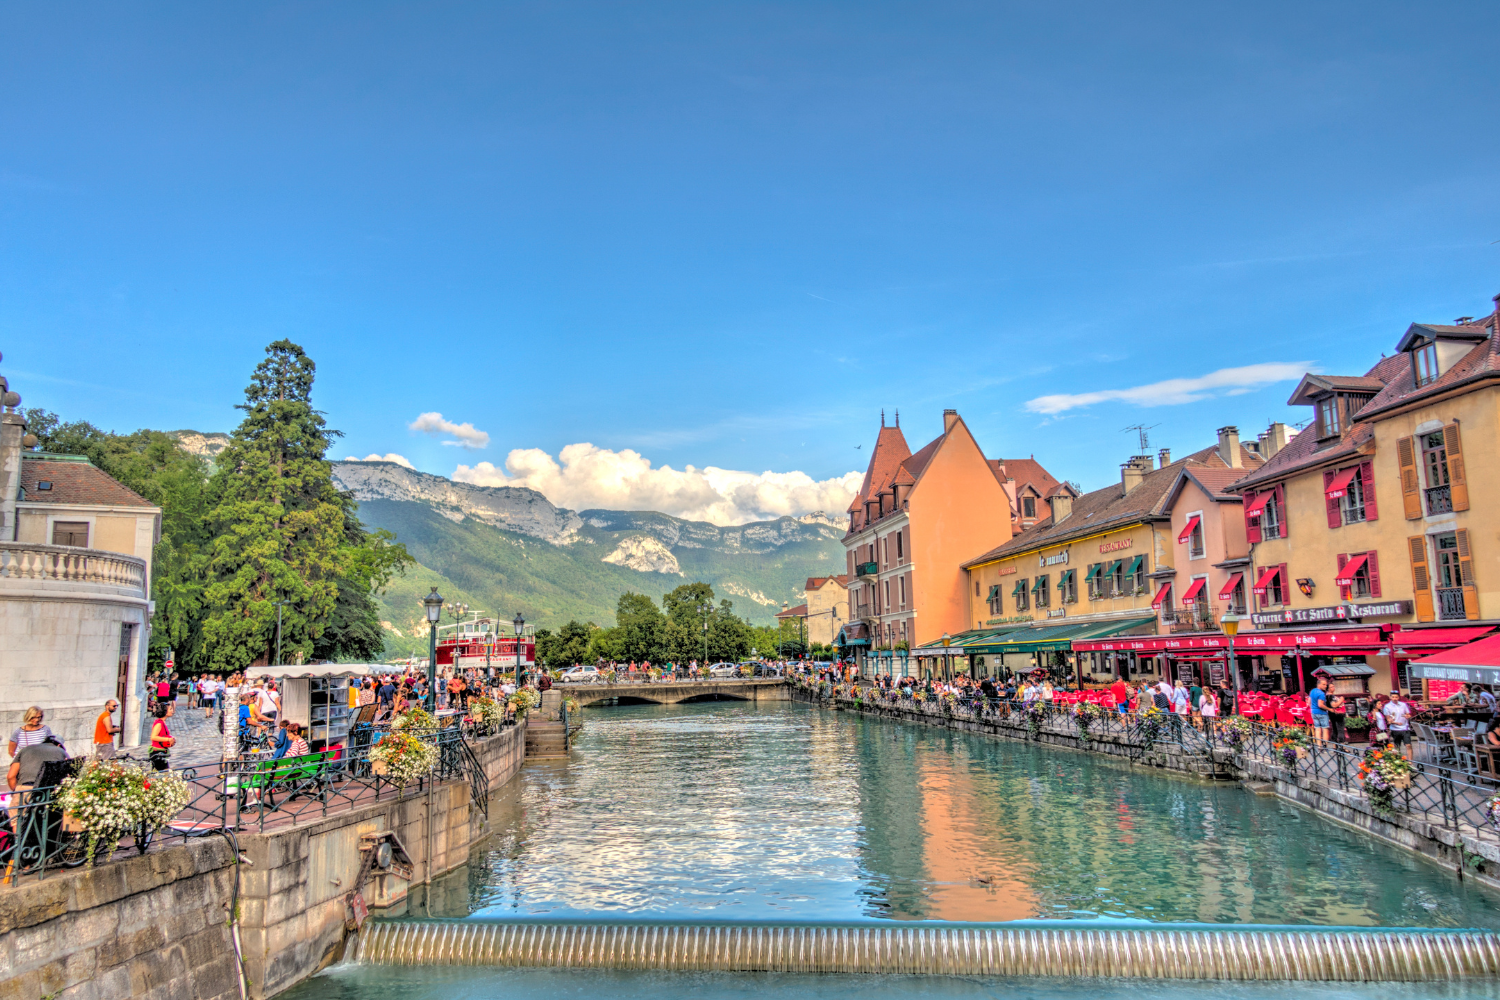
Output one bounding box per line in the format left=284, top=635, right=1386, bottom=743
left=1446, top=684, right=1477, bottom=707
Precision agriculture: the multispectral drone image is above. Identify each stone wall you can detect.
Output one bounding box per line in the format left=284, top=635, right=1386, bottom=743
left=0, top=723, right=528, bottom=1000
left=0, top=835, right=239, bottom=1000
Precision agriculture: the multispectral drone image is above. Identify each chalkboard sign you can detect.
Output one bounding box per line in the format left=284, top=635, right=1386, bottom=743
left=1208, top=663, right=1225, bottom=686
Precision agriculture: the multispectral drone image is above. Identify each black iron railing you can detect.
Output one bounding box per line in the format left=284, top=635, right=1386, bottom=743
left=1439, top=587, right=1468, bottom=621
left=1426, top=484, right=1453, bottom=515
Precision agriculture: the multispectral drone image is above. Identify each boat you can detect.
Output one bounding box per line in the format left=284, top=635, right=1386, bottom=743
left=434, top=613, right=536, bottom=673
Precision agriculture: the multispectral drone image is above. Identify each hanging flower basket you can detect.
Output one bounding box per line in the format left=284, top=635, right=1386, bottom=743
left=391, top=706, right=437, bottom=732
left=369, top=731, right=438, bottom=786
left=55, top=759, right=190, bottom=866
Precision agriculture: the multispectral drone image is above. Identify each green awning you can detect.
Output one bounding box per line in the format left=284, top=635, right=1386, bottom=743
left=1059, top=568, right=1076, bottom=587
left=1103, top=559, right=1122, bottom=577
left=946, top=623, right=1041, bottom=655
left=1123, top=555, right=1143, bottom=576
left=1083, top=563, right=1102, bottom=582
left=982, top=615, right=1158, bottom=654
left=1031, top=577, right=1046, bottom=594
left=1011, top=579, right=1028, bottom=596
left=912, top=626, right=1017, bottom=653
left=986, top=585, right=1001, bottom=601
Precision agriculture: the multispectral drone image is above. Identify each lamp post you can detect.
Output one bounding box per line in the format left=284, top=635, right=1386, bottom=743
left=1222, top=614, right=1242, bottom=694
left=940, top=632, right=951, bottom=683
left=272, top=599, right=291, bottom=665
left=423, top=588, right=444, bottom=711
left=513, top=612, right=526, bottom=681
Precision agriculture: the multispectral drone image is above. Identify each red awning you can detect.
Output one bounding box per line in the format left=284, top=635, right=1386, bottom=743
left=1074, top=625, right=1387, bottom=655
left=1325, top=467, right=1358, bottom=499
left=1217, top=573, right=1244, bottom=602
left=1390, top=625, right=1496, bottom=656
left=1179, top=578, right=1207, bottom=605
left=1334, top=553, right=1369, bottom=587
left=1150, top=582, right=1172, bottom=610
left=1176, top=515, right=1201, bottom=544
left=1251, top=566, right=1280, bottom=596
left=1408, top=633, right=1500, bottom=671
left=1244, top=492, right=1272, bottom=517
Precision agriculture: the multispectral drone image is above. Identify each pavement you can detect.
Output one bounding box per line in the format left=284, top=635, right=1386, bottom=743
left=138, top=700, right=232, bottom=768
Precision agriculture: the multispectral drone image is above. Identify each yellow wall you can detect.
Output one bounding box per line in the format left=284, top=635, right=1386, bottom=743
left=907, top=417, right=1013, bottom=645
left=805, top=579, right=848, bottom=645
left=965, top=522, right=1158, bottom=627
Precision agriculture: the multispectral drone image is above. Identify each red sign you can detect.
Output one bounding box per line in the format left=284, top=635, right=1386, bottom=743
left=1099, top=538, right=1133, bottom=553
left=1074, top=626, right=1386, bottom=655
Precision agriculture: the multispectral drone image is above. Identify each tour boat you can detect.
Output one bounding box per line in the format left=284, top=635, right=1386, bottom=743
left=434, top=614, right=536, bottom=670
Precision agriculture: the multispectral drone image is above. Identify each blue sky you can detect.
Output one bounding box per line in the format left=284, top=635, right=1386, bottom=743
left=3, top=2, right=1498, bottom=522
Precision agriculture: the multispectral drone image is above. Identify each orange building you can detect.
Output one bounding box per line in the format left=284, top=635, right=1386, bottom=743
left=840, top=409, right=1024, bottom=673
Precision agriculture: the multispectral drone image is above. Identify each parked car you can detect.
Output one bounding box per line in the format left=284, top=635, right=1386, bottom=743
left=560, top=665, right=602, bottom=683
left=751, top=663, right=783, bottom=678
left=708, top=662, right=741, bottom=678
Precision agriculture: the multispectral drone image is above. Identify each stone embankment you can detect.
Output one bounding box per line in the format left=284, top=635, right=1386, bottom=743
left=793, top=684, right=1500, bottom=896
left=0, top=723, right=526, bottom=1000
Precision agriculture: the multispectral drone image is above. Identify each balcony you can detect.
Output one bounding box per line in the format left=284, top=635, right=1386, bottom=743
left=1425, top=484, right=1453, bottom=516
left=1161, top=605, right=1218, bottom=634
left=853, top=603, right=876, bottom=622
left=0, top=542, right=147, bottom=599
left=855, top=561, right=879, bottom=578
left=1438, top=587, right=1467, bottom=621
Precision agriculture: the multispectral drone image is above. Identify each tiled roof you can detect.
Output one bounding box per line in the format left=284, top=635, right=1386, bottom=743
left=1356, top=311, right=1500, bottom=420
left=20, top=458, right=156, bottom=509
left=995, top=457, right=1062, bottom=499
left=847, top=424, right=911, bottom=512
left=776, top=603, right=809, bottom=618
left=804, top=575, right=849, bottom=591
left=1178, top=466, right=1254, bottom=501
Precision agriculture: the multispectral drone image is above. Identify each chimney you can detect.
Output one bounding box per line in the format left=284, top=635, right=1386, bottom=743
left=943, top=408, right=959, bottom=432
left=1157, top=447, right=1171, bottom=468
left=1217, top=426, right=1241, bottom=468
left=1121, top=456, right=1149, bottom=495
left=0, top=382, right=25, bottom=542
left=1257, top=422, right=1289, bottom=460
left=1047, top=492, right=1073, bottom=523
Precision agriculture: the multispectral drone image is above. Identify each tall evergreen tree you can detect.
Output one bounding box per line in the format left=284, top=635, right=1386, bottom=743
left=201, top=340, right=354, bottom=669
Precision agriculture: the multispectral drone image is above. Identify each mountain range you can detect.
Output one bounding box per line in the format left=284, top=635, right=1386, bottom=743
left=165, top=434, right=848, bottom=654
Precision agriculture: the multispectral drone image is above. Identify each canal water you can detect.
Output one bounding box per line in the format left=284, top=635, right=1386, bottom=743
left=289, top=700, right=1500, bottom=998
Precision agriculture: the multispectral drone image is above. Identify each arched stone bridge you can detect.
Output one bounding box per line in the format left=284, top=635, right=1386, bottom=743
left=564, top=678, right=791, bottom=708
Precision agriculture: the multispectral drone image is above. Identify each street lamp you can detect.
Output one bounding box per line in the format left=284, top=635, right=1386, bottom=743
left=423, top=587, right=444, bottom=710
left=513, top=612, right=526, bottom=680
left=1221, top=614, right=1242, bottom=694
left=940, top=632, right=951, bottom=683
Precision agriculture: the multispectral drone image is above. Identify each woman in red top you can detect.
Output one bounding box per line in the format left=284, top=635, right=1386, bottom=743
left=148, top=703, right=175, bottom=771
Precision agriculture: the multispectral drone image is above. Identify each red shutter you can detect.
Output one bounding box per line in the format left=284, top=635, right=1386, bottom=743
left=1336, top=552, right=1349, bottom=600
left=1360, top=462, right=1377, bottom=521
left=1279, top=563, right=1289, bottom=606
left=1244, top=491, right=1261, bottom=544
left=1274, top=485, right=1287, bottom=538
left=1324, top=470, right=1343, bottom=528
left=1367, top=549, right=1381, bottom=598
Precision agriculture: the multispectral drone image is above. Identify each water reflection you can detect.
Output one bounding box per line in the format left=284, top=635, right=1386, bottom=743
left=462, top=701, right=1500, bottom=928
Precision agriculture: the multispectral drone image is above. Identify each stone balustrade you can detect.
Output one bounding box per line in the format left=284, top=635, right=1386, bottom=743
left=0, top=540, right=146, bottom=593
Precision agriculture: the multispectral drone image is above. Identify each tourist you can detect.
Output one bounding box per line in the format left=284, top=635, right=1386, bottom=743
left=94, top=699, right=121, bottom=758
left=199, top=675, right=217, bottom=717
left=1199, top=686, right=1219, bottom=726
left=1370, top=695, right=1390, bottom=744
left=1189, top=678, right=1203, bottom=726
left=148, top=703, right=175, bottom=771
left=1216, top=680, right=1236, bottom=718
left=287, top=722, right=310, bottom=758
left=1110, top=675, right=1130, bottom=714
left=6, top=734, right=67, bottom=826
left=271, top=719, right=293, bottom=759
left=1308, top=676, right=1331, bottom=743
left=257, top=682, right=281, bottom=725
left=1171, top=680, right=1191, bottom=719
left=1382, top=690, right=1413, bottom=758
left=1328, top=692, right=1348, bottom=744
left=156, top=675, right=174, bottom=708
left=9, top=707, right=58, bottom=759
left=357, top=679, right=376, bottom=707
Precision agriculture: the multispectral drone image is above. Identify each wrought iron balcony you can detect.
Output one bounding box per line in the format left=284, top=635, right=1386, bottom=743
left=1438, top=587, right=1467, bottom=621
left=1160, top=606, right=1218, bottom=634
left=1425, top=485, right=1453, bottom=516
left=853, top=603, right=875, bottom=622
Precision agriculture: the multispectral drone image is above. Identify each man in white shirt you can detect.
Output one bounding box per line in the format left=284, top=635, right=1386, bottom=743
left=1382, top=691, right=1412, bottom=758
left=257, top=683, right=281, bottom=725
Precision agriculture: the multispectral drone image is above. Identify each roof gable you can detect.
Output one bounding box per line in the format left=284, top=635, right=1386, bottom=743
left=20, top=458, right=157, bottom=509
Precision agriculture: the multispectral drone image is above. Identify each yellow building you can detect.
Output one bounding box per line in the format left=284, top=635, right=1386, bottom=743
left=1229, top=293, right=1500, bottom=696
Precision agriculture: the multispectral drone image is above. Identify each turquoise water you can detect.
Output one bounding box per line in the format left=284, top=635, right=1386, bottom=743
left=284, top=701, right=1500, bottom=998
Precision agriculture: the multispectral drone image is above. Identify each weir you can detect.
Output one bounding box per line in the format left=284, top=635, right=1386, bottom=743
left=354, top=918, right=1500, bottom=981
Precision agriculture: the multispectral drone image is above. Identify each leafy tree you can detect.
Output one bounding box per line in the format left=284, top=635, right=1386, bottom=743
left=614, top=592, right=666, bottom=662
left=586, top=625, right=623, bottom=664
left=536, top=620, right=594, bottom=667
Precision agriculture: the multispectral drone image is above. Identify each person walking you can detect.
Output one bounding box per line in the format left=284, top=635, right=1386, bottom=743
left=1110, top=675, right=1131, bottom=714
left=148, top=704, right=175, bottom=771
left=1382, top=690, right=1413, bottom=758
left=1308, top=676, right=1331, bottom=743
left=94, top=700, right=122, bottom=758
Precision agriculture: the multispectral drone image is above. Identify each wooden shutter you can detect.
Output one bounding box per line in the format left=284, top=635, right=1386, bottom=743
left=1367, top=549, right=1381, bottom=598
left=1323, top=471, right=1343, bottom=529
left=1278, top=563, right=1289, bottom=606
left=1457, top=528, right=1480, bottom=620
left=1336, top=553, right=1349, bottom=600
left=1409, top=535, right=1434, bottom=622
left=1445, top=423, right=1469, bottom=511
left=1273, top=485, right=1287, bottom=538
left=1360, top=461, right=1378, bottom=521
left=1397, top=436, right=1421, bottom=519
left=1244, top=491, right=1261, bottom=544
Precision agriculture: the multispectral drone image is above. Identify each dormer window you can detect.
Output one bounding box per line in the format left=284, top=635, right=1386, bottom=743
left=1022, top=497, right=1036, bottom=519
left=1316, top=397, right=1341, bottom=438
left=1413, top=341, right=1439, bottom=387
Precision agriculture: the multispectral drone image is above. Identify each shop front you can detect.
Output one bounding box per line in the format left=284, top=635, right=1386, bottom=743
left=970, top=616, right=1157, bottom=687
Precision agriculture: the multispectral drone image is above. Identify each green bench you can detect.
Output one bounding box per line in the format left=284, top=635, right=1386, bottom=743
left=237, top=750, right=342, bottom=812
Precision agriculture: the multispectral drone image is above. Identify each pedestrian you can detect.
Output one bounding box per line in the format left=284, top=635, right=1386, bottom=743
left=148, top=704, right=175, bottom=771
left=7, top=735, right=68, bottom=826
left=271, top=719, right=292, bottom=759
left=1328, top=692, right=1348, bottom=744
left=1171, top=680, right=1191, bottom=718
left=1199, top=686, right=1219, bottom=728
left=1308, top=675, right=1331, bottom=743
left=155, top=675, right=174, bottom=708
left=94, top=699, right=122, bottom=758
left=1381, top=690, right=1413, bottom=758
left=9, top=707, right=58, bottom=759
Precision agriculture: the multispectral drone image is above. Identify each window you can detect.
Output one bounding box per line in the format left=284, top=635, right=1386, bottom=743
left=1340, top=473, right=1367, bottom=524
left=1014, top=578, right=1030, bottom=612
left=1261, top=491, right=1282, bottom=539
left=1188, top=518, right=1205, bottom=559
left=895, top=531, right=903, bottom=560
left=1033, top=575, right=1050, bottom=609
left=883, top=580, right=890, bottom=610
left=1317, top=396, right=1341, bottom=438
left=1423, top=432, right=1449, bottom=488
left=1414, top=342, right=1439, bottom=387
left=1059, top=569, right=1077, bottom=604
left=1022, top=497, right=1036, bottom=519
left=986, top=585, right=1003, bottom=616
left=1126, top=556, right=1146, bottom=594
left=1109, top=560, right=1127, bottom=597
left=1436, top=532, right=1461, bottom=589
left=1350, top=560, right=1373, bottom=599
left=1085, top=563, right=1104, bottom=601
left=52, top=521, right=89, bottom=547
left=898, top=576, right=906, bottom=607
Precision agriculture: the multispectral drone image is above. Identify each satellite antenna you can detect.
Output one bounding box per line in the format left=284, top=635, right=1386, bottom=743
left=1122, top=423, right=1160, bottom=453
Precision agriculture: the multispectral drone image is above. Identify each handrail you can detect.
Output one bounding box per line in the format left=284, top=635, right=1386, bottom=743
left=0, top=541, right=147, bottom=591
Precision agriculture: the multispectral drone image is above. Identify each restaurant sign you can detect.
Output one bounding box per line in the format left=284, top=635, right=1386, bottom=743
left=1250, top=601, right=1411, bottom=627
left=1041, top=550, right=1069, bottom=567
left=1076, top=626, right=1386, bottom=654
left=1099, top=538, right=1133, bottom=553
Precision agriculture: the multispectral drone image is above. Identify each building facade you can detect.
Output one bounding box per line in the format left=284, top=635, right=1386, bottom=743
left=841, top=410, right=1020, bottom=672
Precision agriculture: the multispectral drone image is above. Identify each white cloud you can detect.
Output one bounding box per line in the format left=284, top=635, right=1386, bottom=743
left=1024, top=362, right=1315, bottom=415
left=344, top=453, right=414, bottom=468
left=409, top=412, right=490, bottom=449
left=454, top=442, right=863, bottom=526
